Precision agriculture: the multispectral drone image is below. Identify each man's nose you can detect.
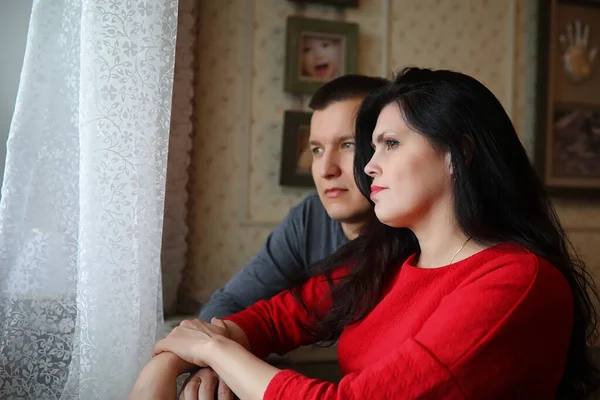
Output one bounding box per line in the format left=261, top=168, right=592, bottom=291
left=320, top=152, right=341, bottom=179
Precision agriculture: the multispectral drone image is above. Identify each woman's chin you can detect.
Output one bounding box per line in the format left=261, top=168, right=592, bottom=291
left=375, top=208, right=409, bottom=229
left=375, top=210, right=396, bottom=226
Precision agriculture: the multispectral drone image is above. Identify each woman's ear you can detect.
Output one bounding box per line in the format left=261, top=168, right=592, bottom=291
left=462, top=137, right=474, bottom=165
left=445, top=152, right=454, bottom=176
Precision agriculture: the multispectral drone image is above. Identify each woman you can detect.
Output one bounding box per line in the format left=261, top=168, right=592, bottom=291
left=130, top=68, right=599, bottom=399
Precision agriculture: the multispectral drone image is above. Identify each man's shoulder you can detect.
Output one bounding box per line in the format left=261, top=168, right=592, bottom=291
left=286, top=192, right=345, bottom=263
left=283, top=192, right=342, bottom=239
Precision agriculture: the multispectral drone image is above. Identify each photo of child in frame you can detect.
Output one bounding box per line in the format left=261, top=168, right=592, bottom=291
left=284, top=16, right=358, bottom=95
left=299, top=33, right=344, bottom=82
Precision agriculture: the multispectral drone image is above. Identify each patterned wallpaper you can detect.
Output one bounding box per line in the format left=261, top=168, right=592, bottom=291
left=161, top=0, right=197, bottom=317
left=179, top=0, right=600, bottom=311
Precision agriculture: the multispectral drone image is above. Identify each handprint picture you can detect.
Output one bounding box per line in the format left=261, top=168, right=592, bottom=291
left=559, top=20, right=598, bottom=83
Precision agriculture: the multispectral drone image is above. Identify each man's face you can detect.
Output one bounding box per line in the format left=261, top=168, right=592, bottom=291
left=309, top=98, right=372, bottom=223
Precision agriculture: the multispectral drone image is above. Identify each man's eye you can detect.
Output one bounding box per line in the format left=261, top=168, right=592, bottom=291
left=341, top=142, right=355, bottom=149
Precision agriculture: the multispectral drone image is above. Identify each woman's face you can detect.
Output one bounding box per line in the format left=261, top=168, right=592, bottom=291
left=301, top=36, right=340, bottom=79
left=364, top=103, right=454, bottom=228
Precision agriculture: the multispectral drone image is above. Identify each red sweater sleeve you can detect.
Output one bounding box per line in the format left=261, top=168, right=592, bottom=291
left=263, top=254, right=573, bottom=400
left=224, top=267, right=347, bottom=358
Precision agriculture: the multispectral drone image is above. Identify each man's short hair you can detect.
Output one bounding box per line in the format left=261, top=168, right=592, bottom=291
left=308, top=74, right=390, bottom=111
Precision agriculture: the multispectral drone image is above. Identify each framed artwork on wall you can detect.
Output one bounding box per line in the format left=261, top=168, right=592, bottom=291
left=280, top=110, right=315, bottom=188
left=535, top=0, right=600, bottom=196
left=288, top=0, right=359, bottom=7
left=284, top=16, right=358, bottom=95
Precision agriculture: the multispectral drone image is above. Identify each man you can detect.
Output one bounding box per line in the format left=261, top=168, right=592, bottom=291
left=199, top=74, right=388, bottom=321
left=182, top=74, right=389, bottom=400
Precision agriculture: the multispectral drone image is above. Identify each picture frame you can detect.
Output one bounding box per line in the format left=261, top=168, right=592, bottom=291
left=280, top=110, right=315, bottom=188
left=288, top=0, right=359, bottom=7
left=535, top=0, right=600, bottom=196
left=284, top=16, right=358, bottom=94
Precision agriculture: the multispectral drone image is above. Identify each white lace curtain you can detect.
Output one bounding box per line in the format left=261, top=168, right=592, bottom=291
left=0, top=0, right=179, bottom=398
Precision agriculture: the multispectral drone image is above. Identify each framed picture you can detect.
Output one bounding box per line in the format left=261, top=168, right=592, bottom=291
left=535, top=0, right=600, bottom=196
left=280, top=111, right=315, bottom=187
left=288, top=0, right=359, bottom=7
left=284, top=16, right=358, bottom=94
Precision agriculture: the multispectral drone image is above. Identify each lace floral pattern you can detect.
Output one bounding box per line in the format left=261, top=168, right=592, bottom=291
left=0, top=0, right=178, bottom=398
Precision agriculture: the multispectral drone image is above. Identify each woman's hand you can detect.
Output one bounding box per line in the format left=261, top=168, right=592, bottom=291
left=153, top=318, right=230, bottom=368
left=153, top=318, right=278, bottom=400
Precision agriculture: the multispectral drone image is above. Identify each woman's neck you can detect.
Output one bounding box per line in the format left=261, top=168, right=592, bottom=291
left=410, top=207, right=483, bottom=269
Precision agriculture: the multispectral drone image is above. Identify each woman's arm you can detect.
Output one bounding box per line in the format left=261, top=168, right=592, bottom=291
left=146, top=320, right=279, bottom=399
left=205, top=335, right=281, bottom=400
left=222, top=267, right=347, bottom=358
left=148, top=268, right=346, bottom=399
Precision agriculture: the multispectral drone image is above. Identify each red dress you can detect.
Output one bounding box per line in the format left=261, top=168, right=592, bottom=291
left=225, top=244, right=573, bottom=399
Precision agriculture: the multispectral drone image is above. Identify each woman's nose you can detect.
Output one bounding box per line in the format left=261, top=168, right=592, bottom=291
left=364, top=156, right=380, bottom=178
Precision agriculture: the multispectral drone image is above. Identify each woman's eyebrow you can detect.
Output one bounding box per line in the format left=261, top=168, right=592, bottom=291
left=372, top=130, right=398, bottom=145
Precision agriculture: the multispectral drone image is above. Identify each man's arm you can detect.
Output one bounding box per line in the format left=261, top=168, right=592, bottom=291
left=199, top=201, right=310, bottom=321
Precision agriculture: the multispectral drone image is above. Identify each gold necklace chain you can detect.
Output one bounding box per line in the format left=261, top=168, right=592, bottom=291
left=449, top=237, right=471, bottom=264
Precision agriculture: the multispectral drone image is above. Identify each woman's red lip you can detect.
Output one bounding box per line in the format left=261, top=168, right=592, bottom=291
left=370, top=186, right=385, bottom=197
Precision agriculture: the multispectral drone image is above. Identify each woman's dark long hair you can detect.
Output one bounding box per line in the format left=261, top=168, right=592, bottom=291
left=295, top=67, right=599, bottom=398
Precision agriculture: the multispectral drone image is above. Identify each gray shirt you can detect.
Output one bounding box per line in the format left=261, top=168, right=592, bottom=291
left=199, top=192, right=347, bottom=321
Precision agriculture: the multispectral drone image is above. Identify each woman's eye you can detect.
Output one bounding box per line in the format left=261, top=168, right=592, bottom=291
left=311, top=147, right=322, bottom=155
left=341, top=142, right=355, bottom=150
left=385, top=139, right=399, bottom=150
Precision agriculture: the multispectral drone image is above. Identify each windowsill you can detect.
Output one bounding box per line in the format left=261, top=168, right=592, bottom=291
left=266, top=344, right=337, bottom=362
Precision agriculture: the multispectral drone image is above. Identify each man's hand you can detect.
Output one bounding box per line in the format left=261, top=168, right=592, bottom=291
left=179, top=368, right=234, bottom=400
